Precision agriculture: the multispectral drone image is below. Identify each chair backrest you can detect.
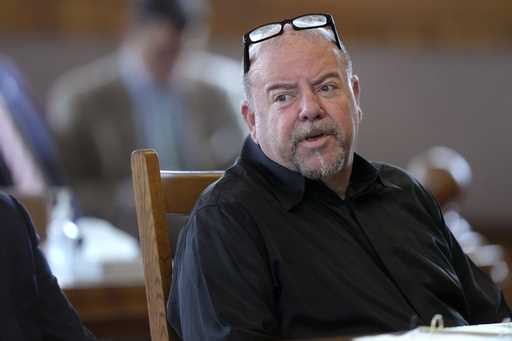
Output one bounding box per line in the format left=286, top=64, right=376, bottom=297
left=131, top=149, right=223, bottom=341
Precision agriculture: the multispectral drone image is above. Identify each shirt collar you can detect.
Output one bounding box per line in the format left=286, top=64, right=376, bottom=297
left=240, top=137, right=305, bottom=210
left=239, top=137, right=397, bottom=210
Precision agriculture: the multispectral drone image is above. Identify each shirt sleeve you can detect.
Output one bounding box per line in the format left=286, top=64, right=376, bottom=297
left=415, top=184, right=511, bottom=323
left=168, top=202, right=279, bottom=341
left=446, top=223, right=511, bottom=323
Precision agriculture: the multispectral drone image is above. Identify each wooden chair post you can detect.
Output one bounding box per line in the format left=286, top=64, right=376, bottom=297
left=131, top=149, right=173, bottom=341
left=131, top=149, right=223, bottom=341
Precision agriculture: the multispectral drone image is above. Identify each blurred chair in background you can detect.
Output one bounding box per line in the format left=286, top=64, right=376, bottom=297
left=408, top=146, right=509, bottom=284
left=48, top=0, right=244, bottom=237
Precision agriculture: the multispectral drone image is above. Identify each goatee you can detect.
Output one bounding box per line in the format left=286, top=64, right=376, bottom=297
left=290, top=119, right=346, bottom=179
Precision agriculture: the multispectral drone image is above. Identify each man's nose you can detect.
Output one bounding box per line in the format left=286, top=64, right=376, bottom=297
left=298, top=89, right=324, bottom=121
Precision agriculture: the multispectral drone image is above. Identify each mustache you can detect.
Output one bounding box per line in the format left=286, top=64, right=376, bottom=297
left=291, top=120, right=341, bottom=145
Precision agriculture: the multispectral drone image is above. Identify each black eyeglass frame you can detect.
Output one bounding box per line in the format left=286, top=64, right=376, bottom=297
left=242, top=13, right=342, bottom=74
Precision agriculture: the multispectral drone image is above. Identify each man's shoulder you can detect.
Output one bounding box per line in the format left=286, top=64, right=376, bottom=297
left=372, top=161, right=420, bottom=191
left=371, top=160, right=444, bottom=221
left=48, top=55, right=128, bottom=130
left=180, top=75, right=226, bottom=98
left=194, top=165, right=257, bottom=211
left=188, top=162, right=280, bottom=227
left=178, top=50, right=241, bottom=100
left=178, top=72, right=235, bottom=117
left=0, top=193, right=37, bottom=248
left=0, top=193, right=26, bottom=223
left=0, top=192, right=16, bottom=214
left=175, top=164, right=278, bottom=265
left=177, top=51, right=242, bottom=118
left=48, top=55, right=124, bottom=114
left=52, top=55, right=121, bottom=98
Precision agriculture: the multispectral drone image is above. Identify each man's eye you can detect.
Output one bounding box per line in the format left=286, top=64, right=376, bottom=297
left=274, top=94, right=291, bottom=103
left=320, top=84, right=335, bottom=92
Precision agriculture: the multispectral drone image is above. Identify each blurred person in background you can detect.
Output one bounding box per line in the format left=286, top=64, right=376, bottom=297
left=0, top=55, right=67, bottom=197
left=408, top=146, right=509, bottom=284
left=0, top=55, right=81, bottom=242
left=47, top=0, right=244, bottom=237
left=0, top=192, right=95, bottom=341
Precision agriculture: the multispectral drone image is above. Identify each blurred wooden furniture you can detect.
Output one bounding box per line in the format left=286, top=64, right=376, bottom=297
left=64, top=284, right=149, bottom=338
left=131, top=148, right=222, bottom=341
left=2, top=0, right=512, bottom=47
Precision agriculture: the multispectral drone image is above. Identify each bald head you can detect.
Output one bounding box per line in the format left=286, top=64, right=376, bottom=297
left=243, top=26, right=352, bottom=106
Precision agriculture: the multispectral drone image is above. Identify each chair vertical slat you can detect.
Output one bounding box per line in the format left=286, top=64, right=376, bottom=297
left=132, top=149, right=222, bottom=341
left=131, top=149, right=172, bottom=341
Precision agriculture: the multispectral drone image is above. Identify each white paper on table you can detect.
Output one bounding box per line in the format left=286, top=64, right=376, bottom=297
left=77, top=217, right=144, bottom=284
left=354, top=323, right=512, bottom=341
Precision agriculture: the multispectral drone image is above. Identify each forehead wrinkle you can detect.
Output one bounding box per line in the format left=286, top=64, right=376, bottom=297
left=244, top=27, right=353, bottom=110
left=252, top=43, right=338, bottom=85
left=248, top=29, right=349, bottom=83
left=248, top=27, right=333, bottom=58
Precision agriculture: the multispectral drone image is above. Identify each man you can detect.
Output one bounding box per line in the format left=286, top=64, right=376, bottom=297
left=48, top=0, right=244, bottom=237
left=0, top=192, right=95, bottom=340
left=168, top=13, right=510, bottom=340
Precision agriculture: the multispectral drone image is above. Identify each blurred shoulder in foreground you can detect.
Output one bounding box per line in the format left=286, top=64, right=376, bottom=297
left=0, top=192, right=95, bottom=341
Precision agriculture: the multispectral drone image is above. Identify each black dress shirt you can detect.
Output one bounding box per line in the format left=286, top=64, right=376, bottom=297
left=168, top=137, right=510, bottom=341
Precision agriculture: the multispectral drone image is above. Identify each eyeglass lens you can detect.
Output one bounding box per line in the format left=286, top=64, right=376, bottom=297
left=293, top=15, right=327, bottom=28
left=249, top=23, right=282, bottom=42
left=249, top=15, right=328, bottom=43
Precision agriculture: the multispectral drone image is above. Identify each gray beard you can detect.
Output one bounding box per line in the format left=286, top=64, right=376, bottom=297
left=289, top=120, right=346, bottom=179
left=296, top=149, right=345, bottom=179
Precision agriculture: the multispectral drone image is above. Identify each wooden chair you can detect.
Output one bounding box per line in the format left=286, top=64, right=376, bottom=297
left=131, top=149, right=222, bottom=341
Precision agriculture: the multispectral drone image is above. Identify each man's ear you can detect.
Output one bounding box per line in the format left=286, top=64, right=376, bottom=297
left=241, top=100, right=258, bottom=143
left=351, top=74, right=363, bottom=122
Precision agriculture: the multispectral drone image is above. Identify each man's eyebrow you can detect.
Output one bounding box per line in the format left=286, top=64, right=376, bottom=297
left=265, top=82, right=297, bottom=94
left=312, top=72, right=342, bottom=86
left=264, top=72, right=342, bottom=94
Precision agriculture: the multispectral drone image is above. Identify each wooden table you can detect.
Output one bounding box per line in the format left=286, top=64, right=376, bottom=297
left=44, top=216, right=151, bottom=339
left=64, top=284, right=149, bottom=338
